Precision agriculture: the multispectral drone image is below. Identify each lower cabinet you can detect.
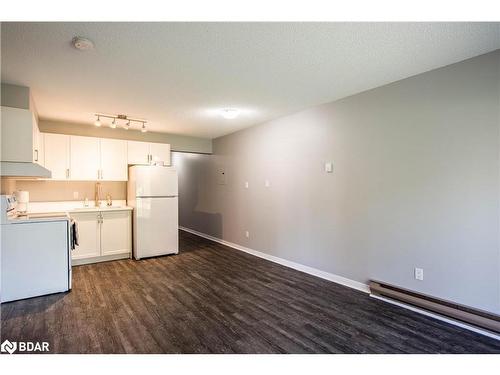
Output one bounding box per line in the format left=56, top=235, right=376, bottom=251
left=71, top=209, right=132, bottom=265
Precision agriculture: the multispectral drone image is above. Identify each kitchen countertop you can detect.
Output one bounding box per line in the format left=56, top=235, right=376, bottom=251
left=27, top=200, right=133, bottom=215
left=5, top=212, right=70, bottom=224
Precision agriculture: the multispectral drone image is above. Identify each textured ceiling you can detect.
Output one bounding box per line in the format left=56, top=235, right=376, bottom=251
left=2, top=22, right=499, bottom=138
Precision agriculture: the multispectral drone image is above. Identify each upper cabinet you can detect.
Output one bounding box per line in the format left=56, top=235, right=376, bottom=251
left=70, top=136, right=101, bottom=181
left=45, top=134, right=127, bottom=181
left=150, top=143, right=171, bottom=166
left=43, top=133, right=70, bottom=179
left=127, top=141, right=150, bottom=165
left=41, top=133, right=171, bottom=181
left=127, top=141, right=171, bottom=166
left=99, top=138, right=128, bottom=181
left=1, top=106, right=42, bottom=165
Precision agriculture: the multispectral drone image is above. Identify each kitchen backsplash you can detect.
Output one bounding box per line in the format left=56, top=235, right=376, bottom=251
left=13, top=180, right=127, bottom=202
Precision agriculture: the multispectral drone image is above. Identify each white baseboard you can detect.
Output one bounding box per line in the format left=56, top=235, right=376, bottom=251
left=179, top=226, right=370, bottom=293
left=180, top=226, right=500, bottom=342
left=370, top=294, right=500, bottom=341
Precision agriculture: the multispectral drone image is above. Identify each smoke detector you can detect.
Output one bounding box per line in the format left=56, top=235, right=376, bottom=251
left=72, top=37, right=94, bottom=51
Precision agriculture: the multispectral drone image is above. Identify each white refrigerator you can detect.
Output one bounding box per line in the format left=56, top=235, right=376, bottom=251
left=128, top=166, right=179, bottom=260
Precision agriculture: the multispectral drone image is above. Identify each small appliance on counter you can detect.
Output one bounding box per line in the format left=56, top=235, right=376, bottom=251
left=0, top=194, right=72, bottom=303
left=14, top=190, right=29, bottom=214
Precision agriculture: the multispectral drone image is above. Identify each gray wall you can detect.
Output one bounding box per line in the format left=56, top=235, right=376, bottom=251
left=174, top=50, right=500, bottom=314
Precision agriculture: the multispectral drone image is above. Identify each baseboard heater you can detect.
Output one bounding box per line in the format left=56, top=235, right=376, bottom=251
left=369, top=280, right=500, bottom=334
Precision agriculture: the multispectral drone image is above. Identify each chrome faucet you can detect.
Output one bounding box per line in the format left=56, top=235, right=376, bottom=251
left=95, top=182, right=102, bottom=207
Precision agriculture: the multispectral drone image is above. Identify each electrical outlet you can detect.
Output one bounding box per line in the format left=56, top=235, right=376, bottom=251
left=244, top=181, right=249, bottom=189
left=73, top=191, right=79, bottom=199
left=245, top=231, right=250, bottom=238
left=414, top=268, right=424, bottom=281
left=324, top=162, right=333, bottom=173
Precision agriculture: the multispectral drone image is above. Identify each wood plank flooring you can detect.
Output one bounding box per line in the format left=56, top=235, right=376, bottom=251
left=2, top=230, right=500, bottom=353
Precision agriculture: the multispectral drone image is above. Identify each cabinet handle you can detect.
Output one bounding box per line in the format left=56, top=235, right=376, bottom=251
left=66, top=168, right=70, bottom=179
left=34, top=149, right=38, bottom=162
left=100, top=169, right=103, bottom=180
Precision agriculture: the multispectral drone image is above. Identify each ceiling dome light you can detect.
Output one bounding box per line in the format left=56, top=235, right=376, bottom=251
left=220, top=108, right=240, bottom=119
left=94, top=116, right=101, bottom=127
left=141, top=123, right=147, bottom=133
left=110, top=118, right=116, bottom=129
left=72, top=36, right=94, bottom=51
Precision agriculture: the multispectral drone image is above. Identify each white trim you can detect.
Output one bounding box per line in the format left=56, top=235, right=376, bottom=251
left=179, top=226, right=369, bottom=293
left=370, top=294, right=500, bottom=341
left=180, top=225, right=500, bottom=342
left=72, top=252, right=130, bottom=266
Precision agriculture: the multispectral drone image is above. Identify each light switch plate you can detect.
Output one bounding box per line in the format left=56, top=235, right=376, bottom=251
left=324, top=162, right=333, bottom=173
left=217, top=168, right=227, bottom=185
left=265, top=180, right=270, bottom=188
left=245, top=181, right=249, bottom=189
left=415, top=267, right=424, bottom=281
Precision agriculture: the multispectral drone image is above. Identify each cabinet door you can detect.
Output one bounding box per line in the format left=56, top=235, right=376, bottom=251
left=100, top=138, right=128, bottom=181
left=37, top=130, right=45, bottom=167
left=127, top=141, right=150, bottom=165
left=0, top=106, right=34, bottom=162
left=43, top=133, right=70, bottom=179
left=70, top=136, right=100, bottom=180
left=32, top=115, right=40, bottom=164
left=70, top=212, right=100, bottom=260
left=100, top=210, right=131, bottom=256
left=150, top=143, right=171, bottom=166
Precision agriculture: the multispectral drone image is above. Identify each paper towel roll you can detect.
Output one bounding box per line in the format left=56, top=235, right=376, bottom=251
left=15, top=190, right=29, bottom=203
left=15, top=191, right=29, bottom=213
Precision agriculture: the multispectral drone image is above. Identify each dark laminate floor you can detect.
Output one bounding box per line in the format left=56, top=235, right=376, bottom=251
left=2, top=230, right=500, bottom=354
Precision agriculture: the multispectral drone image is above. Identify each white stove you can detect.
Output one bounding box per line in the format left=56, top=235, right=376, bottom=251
left=1, top=194, right=72, bottom=303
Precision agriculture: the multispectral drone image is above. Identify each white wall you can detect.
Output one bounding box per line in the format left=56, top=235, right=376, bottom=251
left=174, top=50, right=500, bottom=314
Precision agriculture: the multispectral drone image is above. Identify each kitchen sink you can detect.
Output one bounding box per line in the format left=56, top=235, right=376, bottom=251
left=72, top=205, right=122, bottom=211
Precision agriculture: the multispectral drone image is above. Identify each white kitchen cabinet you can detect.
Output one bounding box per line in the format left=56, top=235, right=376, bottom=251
left=150, top=143, right=171, bottom=166
left=100, top=210, right=132, bottom=256
left=37, top=130, right=45, bottom=167
left=1, top=106, right=42, bottom=164
left=43, top=133, right=70, bottom=179
left=127, top=141, right=150, bottom=165
left=32, top=119, right=41, bottom=164
left=70, top=136, right=100, bottom=180
left=70, top=212, right=101, bottom=260
left=127, top=140, right=171, bottom=166
left=100, top=138, right=128, bottom=181
left=70, top=209, right=132, bottom=265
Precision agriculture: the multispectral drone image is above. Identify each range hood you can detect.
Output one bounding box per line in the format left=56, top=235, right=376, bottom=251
left=0, top=161, right=52, bottom=179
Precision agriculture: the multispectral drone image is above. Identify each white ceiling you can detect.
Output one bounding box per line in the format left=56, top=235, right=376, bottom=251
left=2, top=22, right=499, bottom=139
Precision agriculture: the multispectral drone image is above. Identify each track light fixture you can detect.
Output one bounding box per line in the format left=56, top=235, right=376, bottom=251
left=93, top=114, right=147, bottom=132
